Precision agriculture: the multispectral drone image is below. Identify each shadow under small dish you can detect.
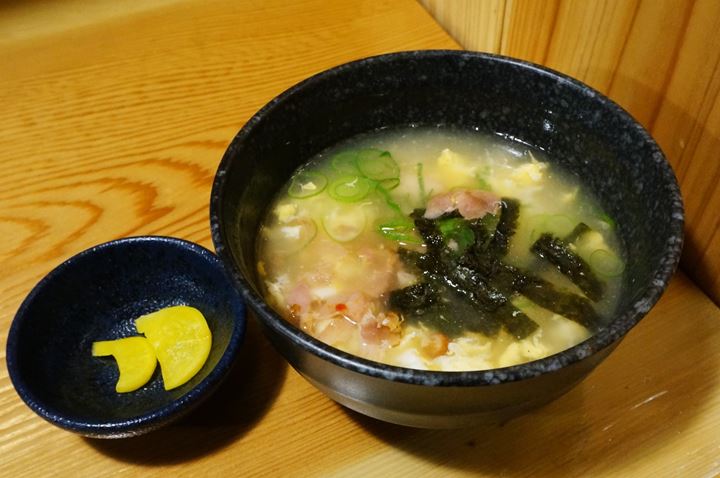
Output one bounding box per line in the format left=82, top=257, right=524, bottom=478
left=6, top=236, right=246, bottom=438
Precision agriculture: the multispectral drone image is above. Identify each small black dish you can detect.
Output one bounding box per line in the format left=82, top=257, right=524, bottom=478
left=6, top=236, right=246, bottom=438
left=210, top=50, right=684, bottom=428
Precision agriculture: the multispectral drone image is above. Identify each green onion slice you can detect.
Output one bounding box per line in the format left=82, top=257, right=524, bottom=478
left=357, top=149, right=399, bottom=180
left=378, top=218, right=422, bottom=244
left=288, top=171, right=327, bottom=198
left=327, top=175, right=374, bottom=202
left=589, top=249, right=625, bottom=277
left=331, top=151, right=360, bottom=174
left=417, top=162, right=427, bottom=203
left=263, top=218, right=317, bottom=254
left=378, top=177, right=400, bottom=191
left=322, top=206, right=366, bottom=242
left=438, top=217, right=475, bottom=253
left=476, top=174, right=492, bottom=191
left=375, top=184, right=403, bottom=214
left=597, top=212, right=617, bottom=230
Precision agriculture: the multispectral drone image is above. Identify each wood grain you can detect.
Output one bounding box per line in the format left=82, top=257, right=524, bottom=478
left=419, top=0, right=507, bottom=52
left=420, top=0, right=720, bottom=306
left=2, top=0, right=720, bottom=476
left=499, top=0, right=560, bottom=64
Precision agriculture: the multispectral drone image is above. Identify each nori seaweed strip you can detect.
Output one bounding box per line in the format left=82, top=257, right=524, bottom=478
left=397, top=248, right=445, bottom=279
left=397, top=248, right=429, bottom=273
left=490, top=261, right=602, bottom=332
left=393, top=205, right=605, bottom=339
left=455, top=255, right=539, bottom=338
left=405, top=306, right=467, bottom=337
left=468, top=219, right=493, bottom=252
left=519, top=275, right=603, bottom=331
left=457, top=255, right=597, bottom=333
left=448, top=264, right=507, bottom=310
left=393, top=207, right=605, bottom=337
left=442, top=292, right=501, bottom=336
left=564, top=222, right=592, bottom=244
left=395, top=247, right=504, bottom=336
left=388, top=278, right=501, bottom=337
left=412, top=300, right=501, bottom=337
left=460, top=248, right=504, bottom=280
left=489, top=198, right=520, bottom=255
left=410, top=209, right=446, bottom=252
left=398, top=249, right=507, bottom=311
left=389, top=282, right=439, bottom=314
left=491, top=262, right=531, bottom=294
left=495, top=303, right=539, bottom=339
left=466, top=212, right=498, bottom=253
left=531, top=233, right=605, bottom=301
left=388, top=293, right=466, bottom=337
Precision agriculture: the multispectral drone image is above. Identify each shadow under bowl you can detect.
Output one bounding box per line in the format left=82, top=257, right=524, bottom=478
left=210, top=50, right=684, bottom=427
left=6, top=236, right=246, bottom=438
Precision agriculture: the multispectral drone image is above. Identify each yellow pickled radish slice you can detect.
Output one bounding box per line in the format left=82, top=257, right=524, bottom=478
left=135, top=305, right=212, bottom=391
left=92, top=337, right=157, bottom=393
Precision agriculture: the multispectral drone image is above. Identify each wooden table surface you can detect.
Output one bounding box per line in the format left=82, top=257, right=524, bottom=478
left=2, top=1, right=719, bottom=476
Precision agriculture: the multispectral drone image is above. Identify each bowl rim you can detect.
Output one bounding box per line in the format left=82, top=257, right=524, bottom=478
left=5, top=235, right=247, bottom=437
left=210, top=49, right=684, bottom=387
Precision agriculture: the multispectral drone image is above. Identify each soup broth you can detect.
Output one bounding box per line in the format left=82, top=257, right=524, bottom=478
left=256, top=127, right=624, bottom=371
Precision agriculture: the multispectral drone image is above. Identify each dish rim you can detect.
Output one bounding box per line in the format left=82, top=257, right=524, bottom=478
left=210, top=49, right=684, bottom=387
left=6, top=235, right=247, bottom=437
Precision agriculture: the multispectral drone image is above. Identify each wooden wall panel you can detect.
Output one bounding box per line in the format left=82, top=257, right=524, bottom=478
left=607, top=0, right=692, bottom=126
left=420, top=0, right=720, bottom=306
left=418, top=0, right=507, bottom=52
left=652, top=0, right=720, bottom=301
left=499, top=0, right=560, bottom=64
left=542, top=0, right=640, bottom=92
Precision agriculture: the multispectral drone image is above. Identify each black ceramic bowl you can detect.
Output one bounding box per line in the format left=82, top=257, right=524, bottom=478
left=210, top=50, right=684, bottom=428
left=6, top=236, right=246, bottom=438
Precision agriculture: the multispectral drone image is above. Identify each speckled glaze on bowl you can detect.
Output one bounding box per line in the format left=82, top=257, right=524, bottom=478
left=210, top=50, right=684, bottom=428
left=6, top=236, right=246, bottom=438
